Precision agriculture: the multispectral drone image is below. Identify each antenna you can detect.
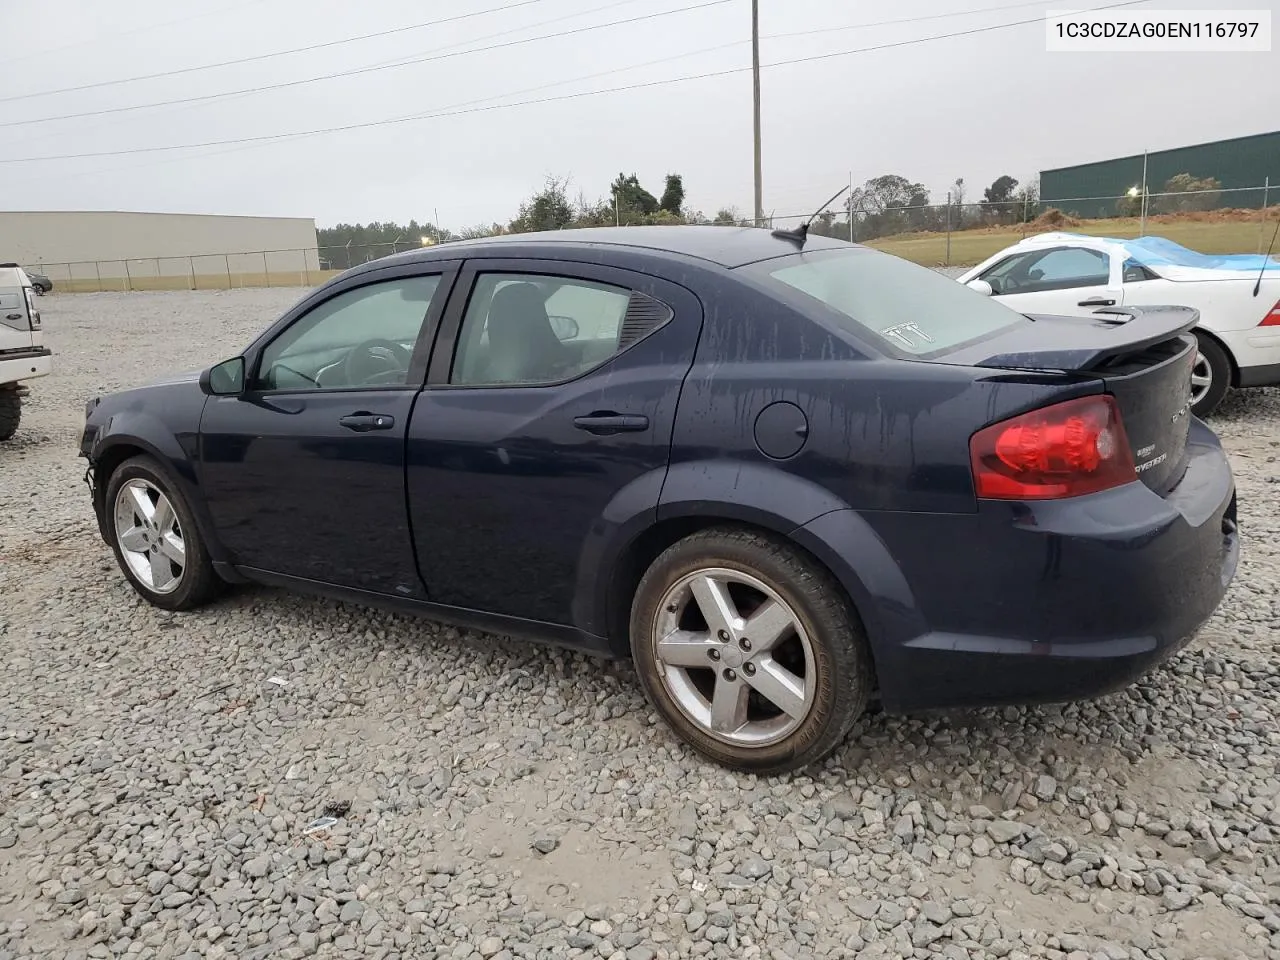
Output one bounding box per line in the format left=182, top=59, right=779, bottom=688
left=1254, top=211, right=1279, bottom=298
left=771, top=184, right=852, bottom=248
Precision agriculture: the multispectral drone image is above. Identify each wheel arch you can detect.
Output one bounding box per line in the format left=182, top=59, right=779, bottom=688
left=1192, top=326, right=1240, bottom=388
left=595, top=503, right=901, bottom=692
left=89, top=428, right=230, bottom=566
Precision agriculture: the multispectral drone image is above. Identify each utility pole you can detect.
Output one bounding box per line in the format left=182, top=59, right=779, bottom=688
left=848, top=170, right=854, bottom=242
left=1139, top=148, right=1149, bottom=237
left=752, top=0, right=763, bottom=227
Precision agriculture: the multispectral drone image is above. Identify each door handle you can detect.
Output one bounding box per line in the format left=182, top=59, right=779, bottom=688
left=338, top=412, right=395, bottom=432
left=5, top=313, right=22, bottom=321
left=1078, top=297, right=1116, bottom=307
left=572, top=413, right=649, bottom=434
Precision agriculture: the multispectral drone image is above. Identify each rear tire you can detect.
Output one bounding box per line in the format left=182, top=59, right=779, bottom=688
left=104, top=455, right=223, bottom=611
left=630, top=527, right=871, bottom=774
left=0, top=389, right=20, bottom=441
left=1190, top=332, right=1230, bottom=418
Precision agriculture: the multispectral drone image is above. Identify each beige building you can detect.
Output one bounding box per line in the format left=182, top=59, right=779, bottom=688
left=1, top=210, right=322, bottom=291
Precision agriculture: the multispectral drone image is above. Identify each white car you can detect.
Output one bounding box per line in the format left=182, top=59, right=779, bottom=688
left=957, top=232, right=1280, bottom=416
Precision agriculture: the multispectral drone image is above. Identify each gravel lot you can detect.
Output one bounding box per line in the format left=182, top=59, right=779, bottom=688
left=2, top=289, right=1279, bottom=960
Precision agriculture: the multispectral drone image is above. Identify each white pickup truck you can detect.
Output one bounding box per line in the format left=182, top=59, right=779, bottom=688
left=0, top=263, right=53, bottom=441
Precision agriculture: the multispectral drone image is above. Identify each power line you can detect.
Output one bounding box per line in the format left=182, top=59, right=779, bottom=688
left=767, top=0, right=1078, bottom=40
left=3, top=0, right=1075, bottom=129
left=0, top=0, right=554, bottom=104
left=4, top=0, right=273, bottom=66
left=13, top=0, right=647, bottom=150
left=0, top=0, right=1150, bottom=166
left=0, top=0, right=735, bottom=129
left=1, top=37, right=749, bottom=190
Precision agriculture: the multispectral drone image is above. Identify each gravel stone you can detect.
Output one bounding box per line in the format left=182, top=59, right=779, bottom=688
left=339, top=901, right=364, bottom=924
left=986, top=820, right=1027, bottom=844
left=531, top=836, right=559, bottom=855
left=739, top=857, right=771, bottom=879
left=1033, top=775, right=1057, bottom=801
left=1, top=288, right=1276, bottom=960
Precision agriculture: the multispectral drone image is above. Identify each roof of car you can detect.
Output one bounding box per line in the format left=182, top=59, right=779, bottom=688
left=389, top=225, right=855, bottom=269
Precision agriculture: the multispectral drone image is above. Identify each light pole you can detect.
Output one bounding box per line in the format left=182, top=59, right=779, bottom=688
left=752, top=0, right=763, bottom=227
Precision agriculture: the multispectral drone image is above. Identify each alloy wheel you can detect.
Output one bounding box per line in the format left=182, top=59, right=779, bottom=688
left=651, top=567, right=816, bottom=747
left=113, top=478, right=186, bottom=594
left=1190, top=351, right=1212, bottom=406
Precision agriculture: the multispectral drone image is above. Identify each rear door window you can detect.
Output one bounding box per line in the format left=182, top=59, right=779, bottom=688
left=451, top=273, right=635, bottom=386
left=744, top=247, right=1023, bottom=356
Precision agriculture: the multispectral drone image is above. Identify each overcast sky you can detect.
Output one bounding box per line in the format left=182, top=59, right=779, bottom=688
left=1, top=0, right=1275, bottom=230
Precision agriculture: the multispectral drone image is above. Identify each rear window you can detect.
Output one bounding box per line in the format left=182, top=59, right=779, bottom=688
left=744, top=247, right=1024, bottom=356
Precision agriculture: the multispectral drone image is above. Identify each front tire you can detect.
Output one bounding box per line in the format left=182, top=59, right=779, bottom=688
left=630, top=527, right=871, bottom=774
left=1190, top=332, right=1231, bottom=418
left=0, top=389, right=20, bottom=441
left=104, top=455, right=222, bottom=610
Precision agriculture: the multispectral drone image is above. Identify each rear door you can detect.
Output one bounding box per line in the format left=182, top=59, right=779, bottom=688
left=978, top=245, right=1122, bottom=317
left=406, top=259, right=702, bottom=626
left=199, top=264, right=456, bottom=596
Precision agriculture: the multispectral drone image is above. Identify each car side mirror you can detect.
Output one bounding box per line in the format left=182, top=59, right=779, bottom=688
left=200, top=356, right=246, bottom=396
left=965, top=279, right=994, bottom=297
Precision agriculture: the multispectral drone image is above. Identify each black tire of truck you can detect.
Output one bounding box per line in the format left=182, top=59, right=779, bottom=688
left=0, top=389, right=21, bottom=442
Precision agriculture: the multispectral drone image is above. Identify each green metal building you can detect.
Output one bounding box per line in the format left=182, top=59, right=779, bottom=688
left=1040, top=130, right=1280, bottom=217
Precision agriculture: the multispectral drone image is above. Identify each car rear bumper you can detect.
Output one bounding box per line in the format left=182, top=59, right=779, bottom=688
left=800, top=418, right=1238, bottom=712
left=1217, top=326, right=1280, bottom=387
left=0, top=348, right=52, bottom=385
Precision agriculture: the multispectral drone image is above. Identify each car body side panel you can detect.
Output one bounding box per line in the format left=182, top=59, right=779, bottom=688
left=1123, top=275, right=1277, bottom=333
left=666, top=361, right=1098, bottom=516
left=571, top=466, right=670, bottom=644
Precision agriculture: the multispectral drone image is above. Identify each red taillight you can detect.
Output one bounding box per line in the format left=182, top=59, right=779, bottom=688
left=969, top=395, right=1137, bottom=500
left=1260, top=299, right=1280, bottom=327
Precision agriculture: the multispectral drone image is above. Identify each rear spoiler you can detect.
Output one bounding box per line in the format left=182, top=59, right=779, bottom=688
left=976, top=304, right=1198, bottom=372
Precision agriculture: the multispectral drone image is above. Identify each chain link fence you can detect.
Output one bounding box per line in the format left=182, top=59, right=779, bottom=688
left=27, top=183, right=1279, bottom=292
left=32, top=237, right=492, bottom=293
left=766, top=183, right=1277, bottom=266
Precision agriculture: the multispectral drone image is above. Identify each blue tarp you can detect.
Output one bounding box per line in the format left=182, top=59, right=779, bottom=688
left=1056, top=233, right=1280, bottom=272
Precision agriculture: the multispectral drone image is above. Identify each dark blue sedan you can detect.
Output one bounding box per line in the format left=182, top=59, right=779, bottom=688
left=80, top=226, right=1239, bottom=773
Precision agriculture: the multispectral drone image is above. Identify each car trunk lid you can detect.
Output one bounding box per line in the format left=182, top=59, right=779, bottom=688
left=943, top=305, right=1198, bottom=494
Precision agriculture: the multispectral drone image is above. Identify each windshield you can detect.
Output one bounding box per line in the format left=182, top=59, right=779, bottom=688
left=744, top=247, right=1024, bottom=356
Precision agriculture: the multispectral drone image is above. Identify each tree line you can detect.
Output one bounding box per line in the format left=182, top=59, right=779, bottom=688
left=315, top=168, right=1227, bottom=266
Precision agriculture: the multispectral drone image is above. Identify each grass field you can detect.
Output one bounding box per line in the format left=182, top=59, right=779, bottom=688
left=868, top=213, right=1277, bottom=267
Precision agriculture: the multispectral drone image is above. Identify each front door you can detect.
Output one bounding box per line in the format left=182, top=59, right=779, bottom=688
left=198, top=266, right=454, bottom=596
left=406, top=259, right=703, bottom=627
left=979, top=245, right=1123, bottom=317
